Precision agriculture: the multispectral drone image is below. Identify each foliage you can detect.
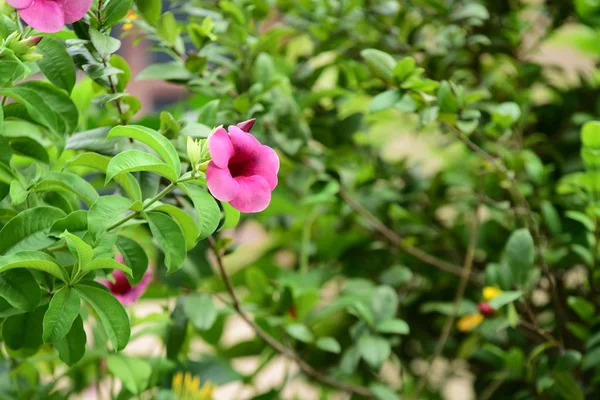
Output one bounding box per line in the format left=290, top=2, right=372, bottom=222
left=0, top=0, right=598, bottom=399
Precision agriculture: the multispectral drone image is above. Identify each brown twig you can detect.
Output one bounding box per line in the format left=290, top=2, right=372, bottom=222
left=445, top=123, right=567, bottom=350
left=410, top=209, right=480, bottom=399
left=208, top=236, right=376, bottom=398
left=339, top=188, right=482, bottom=286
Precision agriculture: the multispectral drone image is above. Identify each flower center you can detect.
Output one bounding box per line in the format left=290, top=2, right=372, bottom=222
left=110, top=277, right=132, bottom=294
left=228, top=156, right=253, bottom=178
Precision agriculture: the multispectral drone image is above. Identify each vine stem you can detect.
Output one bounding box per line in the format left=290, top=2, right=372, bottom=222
left=207, top=236, right=376, bottom=398
left=338, top=188, right=482, bottom=286
left=410, top=209, right=480, bottom=400
left=445, top=123, right=567, bottom=350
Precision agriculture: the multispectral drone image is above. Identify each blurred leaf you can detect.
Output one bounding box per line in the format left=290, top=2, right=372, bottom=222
left=183, top=294, right=217, bottom=331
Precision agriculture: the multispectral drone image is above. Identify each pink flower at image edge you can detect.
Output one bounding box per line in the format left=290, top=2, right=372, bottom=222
left=100, top=255, right=152, bottom=305
left=8, top=0, right=93, bottom=33
left=206, top=124, right=279, bottom=213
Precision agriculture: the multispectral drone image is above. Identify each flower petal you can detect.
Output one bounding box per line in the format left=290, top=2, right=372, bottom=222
left=250, top=145, right=279, bottom=190
left=56, top=0, right=93, bottom=24
left=229, top=175, right=272, bottom=213
left=228, top=125, right=261, bottom=159
left=7, top=0, right=33, bottom=9
left=236, top=118, right=256, bottom=132
left=19, top=0, right=64, bottom=33
left=118, top=270, right=152, bottom=305
left=206, top=162, right=239, bottom=202
left=208, top=127, right=234, bottom=169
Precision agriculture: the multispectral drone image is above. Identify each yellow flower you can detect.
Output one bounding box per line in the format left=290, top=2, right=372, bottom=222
left=482, top=286, right=503, bottom=301
left=171, top=371, right=215, bottom=399
left=123, top=10, right=139, bottom=31
left=457, top=313, right=484, bottom=332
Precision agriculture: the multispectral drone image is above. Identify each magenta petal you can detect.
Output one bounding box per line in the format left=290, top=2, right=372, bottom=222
left=229, top=176, right=272, bottom=213
left=250, top=145, right=279, bottom=190
left=208, top=127, right=234, bottom=169
left=118, top=271, right=152, bottom=305
left=236, top=118, right=256, bottom=133
left=206, top=162, right=240, bottom=202
left=19, top=0, right=64, bottom=33
left=229, top=126, right=262, bottom=158
left=6, top=0, right=33, bottom=9
left=55, top=0, right=93, bottom=23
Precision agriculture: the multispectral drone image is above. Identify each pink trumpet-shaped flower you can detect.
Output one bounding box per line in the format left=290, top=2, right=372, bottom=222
left=100, top=255, right=152, bottom=305
left=8, top=0, right=93, bottom=33
left=206, top=125, right=279, bottom=213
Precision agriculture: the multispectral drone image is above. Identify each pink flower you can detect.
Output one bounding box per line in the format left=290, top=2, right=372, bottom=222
left=99, top=255, right=152, bottom=305
left=236, top=118, right=256, bottom=133
left=206, top=125, right=279, bottom=213
left=8, top=0, right=93, bottom=33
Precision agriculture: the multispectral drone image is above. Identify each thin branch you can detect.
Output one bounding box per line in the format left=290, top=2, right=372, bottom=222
left=338, top=188, right=482, bottom=286
left=208, top=236, right=376, bottom=398
left=410, top=210, right=480, bottom=400
left=445, top=123, right=567, bottom=350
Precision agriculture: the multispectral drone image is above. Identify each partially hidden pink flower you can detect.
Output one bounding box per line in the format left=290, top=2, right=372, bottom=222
left=206, top=124, right=279, bottom=213
left=99, top=255, right=152, bottom=305
left=8, top=0, right=93, bottom=33
left=236, top=118, right=256, bottom=133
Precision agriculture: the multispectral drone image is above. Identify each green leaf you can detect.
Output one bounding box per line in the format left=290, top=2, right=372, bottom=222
left=568, top=296, right=595, bottom=322
left=146, top=211, right=186, bottom=274
left=61, top=231, right=93, bottom=271
left=2, top=119, right=50, bottom=163
left=134, top=0, right=162, bottom=25
left=0, top=207, right=65, bottom=255
left=582, top=121, right=600, bottom=149
left=316, top=337, right=341, bottom=353
left=358, top=334, right=391, bottom=369
left=107, top=355, right=152, bottom=395
left=166, top=299, right=188, bottom=360
left=505, top=229, right=535, bottom=286
left=36, top=37, right=76, bottom=94
left=88, top=195, right=133, bottom=239
left=566, top=211, right=595, bottom=231
left=136, top=62, right=191, bottom=81
left=0, top=251, right=68, bottom=281
left=9, top=180, right=28, bottom=206
left=34, top=171, right=99, bottom=206
left=106, top=150, right=178, bottom=183
left=43, top=286, right=81, bottom=343
left=178, top=184, right=220, bottom=239
left=65, top=152, right=142, bottom=201
left=2, top=305, right=46, bottom=351
left=0, top=270, right=40, bottom=311
left=489, top=291, right=523, bottom=310
left=157, top=12, right=181, bottom=45
left=90, top=28, right=121, bottom=58
left=81, top=258, right=132, bottom=276
left=552, top=371, right=584, bottom=400
left=0, top=81, right=78, bottom=139
left=50, top=210, right=88, bottom=236
left=370, top=383, right=400, bottom=400
left=74, top=282, right=130, bottom=351
left=108, top=125, right=180, bottom=176
left=361, top=49, right=396, bottom=82
left=149, top=204, right=199, bottom=251
left=116, top=236, right=148, bottom=285
left=197, top=99, right=219, bottom=127
left=183, top=294, right=217, bottom=331
left=376, top=319, right=410, bottom=335
left=556, top=350, right=582, bottom=371
left=101, top=0, right=134, bottom=28
left=371, top=286, right=398, bottom=322
left=55, top=315, right=86, bottom=366
left=369, top=90, right=402, bottom=113
left=393, top=57, right=416, bottom=81
left=221, top=202, right=241, bottom=230
left=286, top=324, right=314, bottom=343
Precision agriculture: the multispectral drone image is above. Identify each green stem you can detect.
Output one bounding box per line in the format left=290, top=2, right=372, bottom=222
left=107, top=181, right=177, bottom=232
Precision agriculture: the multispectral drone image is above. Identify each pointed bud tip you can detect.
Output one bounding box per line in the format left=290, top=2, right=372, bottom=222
left=236, top=118, right=256, bottom=132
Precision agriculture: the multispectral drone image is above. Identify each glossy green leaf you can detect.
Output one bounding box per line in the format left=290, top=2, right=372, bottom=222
left=43, top=286, right=81, bottom=343
left=55, top=314, right=86, bottom=366
left=149, top=204, right=198, bottom=250
left=90, top=28, right=121, bottom=57
left=221, top=202, right=240, bottom=230
left=75, top=282, right=130, bottom=351
left=34, top=171, right=99, bottom=206
left=65, top=152, right=142, bottom=201
left=178, top=183, right=220, bottom=240
left=100, top=0, right=134, bottom=28
left=0, top=251, right=68, bottom=281
left=36, top=37, right=76, bottom=94
left=106, top=150, right=178, bottom=183
left=50, top=210, right=88, bottom=236
left=88, top=195, right=133, bottom=239
left=361, top=49, right=396, bottom=82
left=146, top=211, right=186, bottom=274
left=61, top=231, right=93, bottom=271
left=0, top=269, right=40, bottom=311
left=0, top=207, right=65, bottom=255
left=116, top=235, right=148, bottom=285
left=108, top=125, right=180, bottom=176
left=81, top=258, right=132, bottom=276
left=2, top=305, right=46, bottom=351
